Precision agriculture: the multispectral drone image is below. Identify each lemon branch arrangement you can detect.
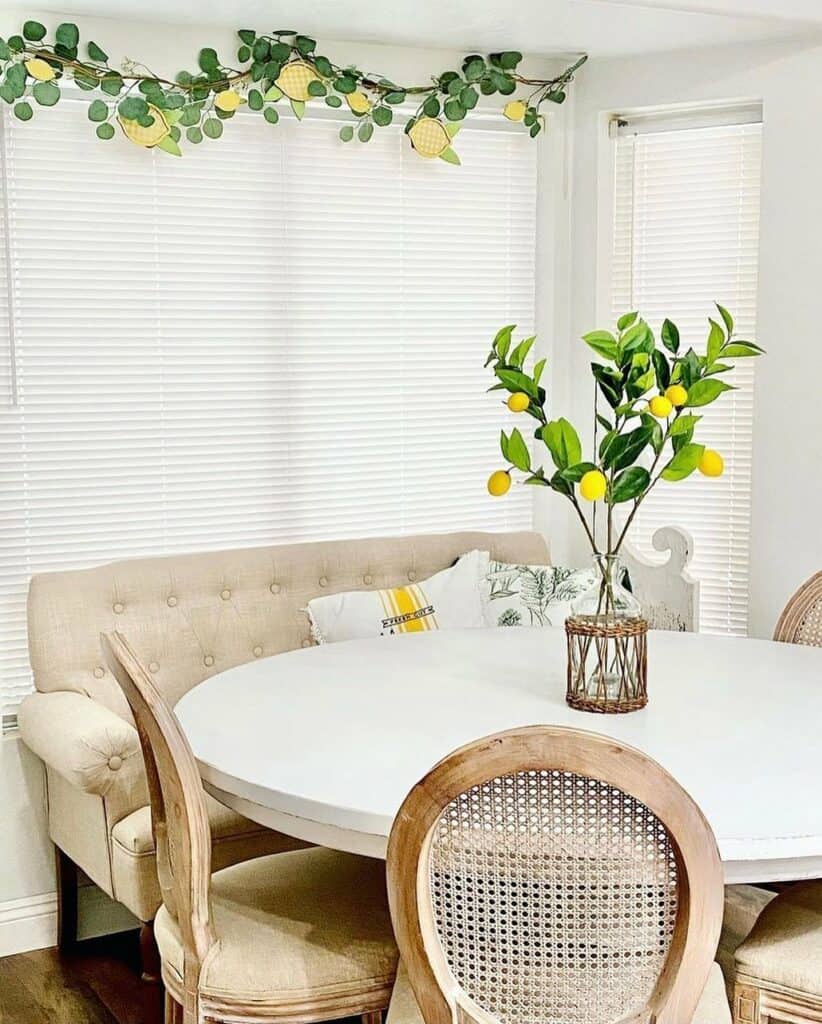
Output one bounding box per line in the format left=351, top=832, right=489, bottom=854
left=0, top=20, right=586, bottom=161
left=485, top=307, right=764, bottom=563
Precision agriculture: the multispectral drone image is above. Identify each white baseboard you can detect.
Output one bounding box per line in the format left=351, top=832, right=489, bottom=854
left=0, top=892, right=57, bottom=958
left=0, top=884, right=138, bottom=958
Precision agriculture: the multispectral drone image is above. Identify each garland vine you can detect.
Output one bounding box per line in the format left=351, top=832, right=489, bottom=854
left=0, top=20, right=587, bottom=163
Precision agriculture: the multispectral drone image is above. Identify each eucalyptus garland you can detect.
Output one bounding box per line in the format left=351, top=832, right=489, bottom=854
left=0, top=20, right=586, bottom=163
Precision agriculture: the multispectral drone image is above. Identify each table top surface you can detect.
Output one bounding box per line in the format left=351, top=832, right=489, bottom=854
left=176, top=626, right=822, bottom=882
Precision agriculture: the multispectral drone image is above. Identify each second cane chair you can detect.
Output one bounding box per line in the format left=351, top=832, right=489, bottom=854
left=730, top=571, right=822, bottom=1024
left=385, top=725, right=732, bottom=1024
left=101, top=630, right=399, bottom=1024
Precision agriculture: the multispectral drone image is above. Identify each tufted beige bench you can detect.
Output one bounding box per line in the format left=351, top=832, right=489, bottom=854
left=17, top=529, right=548, bottom=1000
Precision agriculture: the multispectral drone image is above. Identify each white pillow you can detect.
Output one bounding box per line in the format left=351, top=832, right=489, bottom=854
left=306, top=549, right=489, bottom=644
left=481, top=560, right=598, bottom=628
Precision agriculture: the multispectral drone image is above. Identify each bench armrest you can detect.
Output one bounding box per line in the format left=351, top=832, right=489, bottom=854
left=18, top=691, right=148, bottom=813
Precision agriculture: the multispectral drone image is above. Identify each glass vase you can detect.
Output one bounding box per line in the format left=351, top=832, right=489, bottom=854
left=565, top=554, right=648, bottom=713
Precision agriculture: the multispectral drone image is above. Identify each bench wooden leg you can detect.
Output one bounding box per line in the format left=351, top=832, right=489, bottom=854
left=55, top=847, right=79, bottom=953
left=140, top=920, right=164, bottom=1024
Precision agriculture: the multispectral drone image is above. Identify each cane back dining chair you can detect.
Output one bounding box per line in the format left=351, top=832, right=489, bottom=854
left=386, top=726, right=731, bottom=1024
left=101, top=630, right=398, bottom=1024
left=728, top=571, right=822, bottom=1024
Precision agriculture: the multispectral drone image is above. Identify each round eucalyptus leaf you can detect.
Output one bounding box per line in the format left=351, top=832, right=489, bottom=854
left=499, top=50, right=523, bottom=70
left=373, top=105, right=392, bottom=127
left=23, top=20, right=47, bottom=42
left=423, top=96, right=440, bottom=117
left=87, top=40, right=108, bottom=62
left=55, top=23, right=79, bottom=49
left=96, top=123, right=115, bottom=140
left=88, top=99, right=108, bottom=122
left=263, top=106, right=279, bottom=124
left=203, top=117, right=223, bottom=139
left=270, top=42, right=291, bottom=63
left=334, top=76, right=356, bottom=94
left=248, top=89, right=263, bottom=111
left=186, top=125, right=203, bottom=143
left=198, top=47, right=219, bottom=73
left=443, top=97, right=466, bottom=121
left=118, top=96, right=148, bottom=120
left=252, top=38, right=270, bottom=62
left=358, top=121, right=374, bottom=142
left=0, top=40, right=9, bottom=60
left=307, top=80, right=326, bottom=97
left=237, top=29, right=256, bottom=45
left=14, top=101, right=33, bottom=121
left=100, top=74, right=123, bottom=96
left=169, top=125, right=181, bottom=142
left=460, top=85, right=477, bottom=110
left=33, top=81, right=60, bottom=107
left=237, top=45, right=251, bottom=63
left=295, top=35, right=316, bottom=54
left=325, top=94, right=342, bottom=108
left=314, top=56, right=333, bottom=77
left=0, top=84, right=14, bottom=105
left=7, top=36, right=24, bottom=53
left=384, top=90, right=406, bottom=104
left=339, top=124, right=354, bottom=142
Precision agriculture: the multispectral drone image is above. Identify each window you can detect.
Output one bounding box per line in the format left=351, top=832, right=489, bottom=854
left=0, top=101, right=537, bottom=720
left=610, top=107, right=762, bottom=634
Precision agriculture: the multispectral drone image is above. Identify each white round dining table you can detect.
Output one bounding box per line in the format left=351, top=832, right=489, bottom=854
left=175, top=626, right=822, bottom=884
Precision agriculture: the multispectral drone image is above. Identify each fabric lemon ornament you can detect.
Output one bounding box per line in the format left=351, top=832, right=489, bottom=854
left=214, top=90, right=244, bottom=113
left=275, top=60, right=320, bottom=119
left=118, top=103, right=170, bottom=148
left=346, top=91, right=371, bottom=115
left=503, top=100, right=526, bottom=121
left=25, top=58, right=56, bottom=81
left=408, top=117, right=461, bottom=165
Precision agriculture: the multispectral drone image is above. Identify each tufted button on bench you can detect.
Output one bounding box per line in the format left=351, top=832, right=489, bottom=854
left=363, top=573, right=373, bottom=585
left=301, top=639, right=312, bottom=648
left=108, top=755, right=123, bottom=772
left=204, top=655, right=214, bottom=668
left=148, top=661, right=159, bottom=673
left=407, top=570, right=417, bottom=582
left=221, top=588, right=231, bottom=600
left=319, top=576, right=328, bottom=587
left=93, top=666, right=105, bottom=679
left=113, top=602, right=124, bottom=614
left=270, top=582, right=281, bottom=595
left=253, top=645, right=263, bottom=658
left=167, top=595, right=177, bottom=607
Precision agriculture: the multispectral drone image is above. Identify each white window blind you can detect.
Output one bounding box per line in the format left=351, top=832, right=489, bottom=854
left=611, top=114, right=762, bottom=635
left=0, top=101, right=536, bottom=719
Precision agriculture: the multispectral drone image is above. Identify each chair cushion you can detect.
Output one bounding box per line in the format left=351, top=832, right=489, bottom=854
left=110, top=794, right=307, bottom=921
left=717, top=885, right=776, bottom=993
left=735, top=880, right=822, bottom=996
left=155, top=847, right=398, bottom=1007
left=386, top=959, right=731, bottom=1024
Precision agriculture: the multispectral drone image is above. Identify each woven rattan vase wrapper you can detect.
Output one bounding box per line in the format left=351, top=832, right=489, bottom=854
left=428, top=769, right=678, bottom=1024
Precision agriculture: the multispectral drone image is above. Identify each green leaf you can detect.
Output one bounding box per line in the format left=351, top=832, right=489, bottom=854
left=295, top=35, right=316, bottom=55
left=493, top=324, right=515, bottom=360
left=582, top=330, right=618, bottom=361
left=507, top=428, right=531, bottom=472
left=7, top=35, right=24, bottom=54
left=591, top=363, right=622, bottom=409
left=87, top=40, right=108, bottom=62
left=721, top=342, right=764, bottom=357
left=559, top=461, right=597, bottom=484
left=156, top=134, right=182, bottom=156
left=496, top=368, right=537, bottom=398
left=423, top=96, right=440, bottom=117
left=596, top=413, right=613, bottom=432
left=334, top=75, right=357, bottom=94
left=307, top=79, right=326, bottom=97
left=6, top=63, right=26, bottom=98
left=617, top=311, right=638, bottom=331
left=100, top=74, right=123, bottom=96
left=707, top=319, right=724, bottom=365
left=291, top=99, right=306, bottom=120
left=264, top=85, right=283, bottom=102
left=186, top=125, right=203, bottom=143
left=439, top=146, right=461, bottom=165
left=252, top=38, right=270, bottom=62
left=0, top=40, right=9, bottom=61
left=270, top=42, right=292, bottom=63
left=55, top=23, right=79, bottom=49
left=533, top=358, right=546, bottom=386
left=443, top=97, right=465, bottom=121
left=202, top=117, right=223, bottom=139
left=314, top=55, right=333, bottom=77
left=500, top=50, right=523, bottom=70
left=460, top=85, right=478, bottom=110
left=662, top=443, right=705, bottom=482
left=198, top=47, right=219, bottom=73
left=385, top=90, right=406, bottom=104
left=14, top=101, right=33, bottom=121
left=325, top=95, right=342, bottom=108
left=237, top=45, right=251, bottom=63
left=95, top=122, right=115, bottom=140
left=33, top=81, right=59, bottom=106
left=619, top=320, right=654, bottom=363
left=509, top=336, right=535, bottom=368
left=686, top=378, right=734, bottom=407
left=661, top=318, right=680, bottom=354
left=247, top=89, right=263, bottom=111
left=652, top=349, right=670, bottom=390
left=500, top=430, right=510, bottom=462
left=716, top=302, right=734, bottom=337
left=118, top=96, right=148, bottom=120
left=339, top=124, right=354, bottom=142
left=0, top=84, right=15, bottom=104
left=238, top=29, right=256, bottom=45
left=601, top=425, right=653, bottom=471
left=542, top=418, right=581, bottom=471
left=611, top=466, right=651, bottom=504
left=670, top=414, right=702, bottom=436
left=264, top=107, right=279, bottom=124
left=373, top=105, right=392, bottom=127
left=462, top=56, right=486, bottom=81
left=88, top=99, right=109, bottom=122
left=358, top=121, right=374, bottom=142
left=23, top=21, right=47, bottom=42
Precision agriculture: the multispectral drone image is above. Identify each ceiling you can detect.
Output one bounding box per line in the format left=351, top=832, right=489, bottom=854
left=18, top=0, right=822, bottom=56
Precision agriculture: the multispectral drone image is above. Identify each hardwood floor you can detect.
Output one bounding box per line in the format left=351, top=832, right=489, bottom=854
left=0, top=931, right=143, bottom=1024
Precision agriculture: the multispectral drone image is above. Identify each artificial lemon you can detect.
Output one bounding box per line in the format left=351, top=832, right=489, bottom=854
left=698, top=449, right=724, bottom=477
left=648, top=395, right=673, bottom=419
left=117, top=103, right=170, bottom=148
left=408, top=116, right=451, bottom=159
left=214, top=89, right=243, bottom=112
left=503, top=100, right=526, bottom=122
left=487, top=470, right=511, bottom=497
left=346, top=91, right=371, bottom=115
left=579, top=469, right=607, bottom=502
left=507, top=392, right=529, bottom=413
left=25, top=58, right=56, bottom=82
left=665, top=384, right=688, bottom=407
left=275, top=60, right=321, bottom=102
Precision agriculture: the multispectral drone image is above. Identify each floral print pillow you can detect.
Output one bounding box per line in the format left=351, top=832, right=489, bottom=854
left=481, top=561, right=599, bottom=628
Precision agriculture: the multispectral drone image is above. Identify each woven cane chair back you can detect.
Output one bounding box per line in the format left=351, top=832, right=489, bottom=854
left=101, top=631, right=215, bottom=969
left=387, top=727, right=723, bottom=1024
left=774, top=571, right=822, bottom=647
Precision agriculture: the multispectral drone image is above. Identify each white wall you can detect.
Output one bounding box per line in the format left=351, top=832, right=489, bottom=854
left=565, top=37, right=822, bottom=637
left=0, top=8, right=571, bottom=954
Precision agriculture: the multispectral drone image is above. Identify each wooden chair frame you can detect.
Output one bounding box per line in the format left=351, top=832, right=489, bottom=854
left=101, top=630, right=391, bottom=1024
left=386, top=726, right=724, bottom=1024
left=773, top=571, right=822, bottom=645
